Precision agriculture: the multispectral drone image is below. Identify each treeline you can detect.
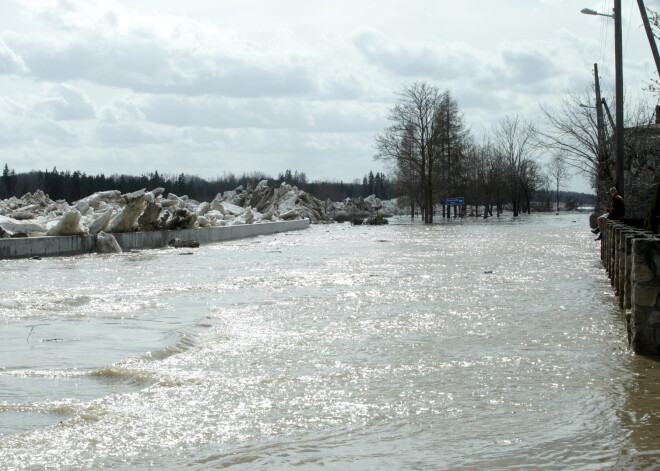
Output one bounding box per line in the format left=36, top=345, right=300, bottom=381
left=0, top=164, right=393, bottom=203
left=532, top=188, right=595, bottom=211
left=376, top=82, right=543, bottom=221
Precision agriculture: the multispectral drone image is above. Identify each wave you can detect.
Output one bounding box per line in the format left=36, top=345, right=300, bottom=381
left=90, top=326, right=207, bottom=387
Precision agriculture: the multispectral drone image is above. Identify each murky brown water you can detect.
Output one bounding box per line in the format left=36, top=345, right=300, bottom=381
left=1, top=213, right=659, bottom=470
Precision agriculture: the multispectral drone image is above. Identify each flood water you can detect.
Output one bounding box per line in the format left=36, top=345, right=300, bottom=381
left=1, top=213, right=660, bottom=470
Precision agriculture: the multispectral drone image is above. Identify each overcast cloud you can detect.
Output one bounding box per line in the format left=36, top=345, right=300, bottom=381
left=0, top=0, right=657, bottom=191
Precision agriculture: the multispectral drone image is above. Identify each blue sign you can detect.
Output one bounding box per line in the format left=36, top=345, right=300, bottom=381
left=445, top=197, right=465, bottom=205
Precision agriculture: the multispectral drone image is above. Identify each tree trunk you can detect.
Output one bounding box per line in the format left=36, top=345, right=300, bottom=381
left=526, top=193, right=531, bottom=214
left=425, top=181, right=433, bottom=223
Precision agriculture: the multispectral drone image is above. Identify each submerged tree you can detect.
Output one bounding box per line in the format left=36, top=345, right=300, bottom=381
left=375, top=82, right=470, bottom=222
left=375, top=82, right=442, bottom=223
left=433, top=90, right=471, bottom=217
left=547, top=155, right=570, bottom=211
left=492, top=115, right=540, bottom=216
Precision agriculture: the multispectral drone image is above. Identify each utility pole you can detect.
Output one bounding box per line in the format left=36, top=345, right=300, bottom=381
left=594, top=63, right=607, bottom=204
left=594, top=64, right=605, bottom=151
left=581, top=4, right=624, bottom=195
left=637, top=0, right=660, bottom=80
left=614, top=0, right=625, bottom=196
left=601, top=98, right=616, bottom=132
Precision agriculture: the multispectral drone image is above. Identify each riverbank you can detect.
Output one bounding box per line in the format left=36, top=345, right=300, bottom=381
left=0, top=219, right=310, bottom=259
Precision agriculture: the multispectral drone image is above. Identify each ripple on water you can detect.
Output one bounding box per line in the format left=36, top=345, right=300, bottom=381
left=1, top=214, right=659, bottom=470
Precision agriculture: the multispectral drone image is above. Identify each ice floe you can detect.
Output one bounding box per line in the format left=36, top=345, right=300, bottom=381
left=0, top=181, right=329, bottom=239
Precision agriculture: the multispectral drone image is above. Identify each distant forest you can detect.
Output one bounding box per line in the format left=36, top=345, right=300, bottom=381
left=1, top=163, right=595, bottom=212
left=0, top=164, right=393, bottom=203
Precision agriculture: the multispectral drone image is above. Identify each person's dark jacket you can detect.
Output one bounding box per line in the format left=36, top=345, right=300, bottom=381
left=607, top=193, right=625, bottom=220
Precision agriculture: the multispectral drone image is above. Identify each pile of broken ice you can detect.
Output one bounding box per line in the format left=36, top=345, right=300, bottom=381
left=0, top=180, right=327, bottom=241
left=324, top=194, right=402, bottom=219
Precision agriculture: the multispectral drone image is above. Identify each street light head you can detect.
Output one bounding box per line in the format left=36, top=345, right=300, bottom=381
left=580, top=7, right=614, bottom=18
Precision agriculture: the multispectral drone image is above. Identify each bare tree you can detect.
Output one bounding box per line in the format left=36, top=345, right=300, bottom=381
left=647, top=8, right=660, bottom=93
left=538, top=90, right=612, bottom=206
left=540, top=86, right=657, bottom=214
left=375, top=83, right=469, bottom=223
left=392, top=156, right=423, bottom=217
left=519, top=158, right=545, bottom=214
left=375, top=82, right=447, bottom=223
left=547, top=155, right=570, bottom=211
left=492, top=115, right=539, bottom=216
left=458, top=138, right=507, bottom=218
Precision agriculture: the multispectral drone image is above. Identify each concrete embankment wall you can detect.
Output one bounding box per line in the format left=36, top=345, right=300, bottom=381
left=0, top=219, right=310, bottom=260
left=601, top=219, right=660, bottom=355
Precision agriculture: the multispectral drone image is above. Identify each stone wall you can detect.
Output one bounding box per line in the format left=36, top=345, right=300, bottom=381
left=602, top=219, right=660, bottom=355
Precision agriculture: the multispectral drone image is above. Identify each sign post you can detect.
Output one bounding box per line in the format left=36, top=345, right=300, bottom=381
left=445, top=197, right=464, bottom=206
left=445, top=197, right=465, bottom=219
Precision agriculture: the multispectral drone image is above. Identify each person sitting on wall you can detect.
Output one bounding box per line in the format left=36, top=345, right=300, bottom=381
left=592, top=187, right=625, bottom=241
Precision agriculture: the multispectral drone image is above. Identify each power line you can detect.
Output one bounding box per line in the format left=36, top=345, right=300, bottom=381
left=598, top=0, right=615, bottom=79
left=623, top=0, right=635, bottom=56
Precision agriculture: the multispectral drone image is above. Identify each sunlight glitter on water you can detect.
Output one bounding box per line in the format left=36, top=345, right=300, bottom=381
left=1, top=214, right=660, bottom=469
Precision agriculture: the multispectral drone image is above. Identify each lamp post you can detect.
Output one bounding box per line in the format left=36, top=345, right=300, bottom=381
left=581, top=2, right=624, bottom=197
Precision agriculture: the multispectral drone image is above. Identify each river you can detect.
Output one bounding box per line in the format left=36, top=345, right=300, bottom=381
left=1, top=213, right=659, bottom=470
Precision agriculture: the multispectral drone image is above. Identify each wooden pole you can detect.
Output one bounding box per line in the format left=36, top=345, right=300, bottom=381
left=637, top=0, right=660, bottom=80
left=614, top=0, right=625, bottom=196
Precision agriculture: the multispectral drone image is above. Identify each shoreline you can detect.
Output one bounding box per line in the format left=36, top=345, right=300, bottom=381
left=0, top=219, right=310, bottom=260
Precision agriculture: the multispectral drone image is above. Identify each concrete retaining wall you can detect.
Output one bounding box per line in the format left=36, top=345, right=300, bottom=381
left=601, top=219, right=660, bottom=355
left=0, top=219, right=310, bottom=260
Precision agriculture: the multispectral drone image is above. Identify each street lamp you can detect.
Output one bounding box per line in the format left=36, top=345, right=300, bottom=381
left=581, top=2, right=624, bottom=197
left=580, top=8, right=614, bottom=18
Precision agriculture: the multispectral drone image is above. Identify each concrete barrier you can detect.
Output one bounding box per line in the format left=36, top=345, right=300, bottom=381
left=0, top=219, right=310, bottom=260
left=601, top=219, right=660, bottom=355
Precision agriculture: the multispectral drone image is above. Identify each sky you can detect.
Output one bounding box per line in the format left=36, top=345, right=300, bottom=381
left=0, top=0, right=658, bottom=193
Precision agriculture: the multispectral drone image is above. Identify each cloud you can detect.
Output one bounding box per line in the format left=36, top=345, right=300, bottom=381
left=500, top=48, right=559, bottom=84
left=94, top=122, right=165, bottom=146
left=16, top=39, right=317, bottom=97
left=99, top=96, right=146, bottom=123
left=0, top=88, right=86, bottom=147
left=0, top=0, right=647, bottom=190
left=316, top=73, right=365, bottom=100
left=4, top=0, right=319, bottom=98
left=469, top=45, right=563, bottom=96
left=99, top=93, right=386, bottom=133
left=31, top=84, right=96, bottom=120
left=0, top=115, right=80, bottom=148
left=0, top=38, right=27, bottom=74
left=31, top=120, right=79, bottom=146
left=353, top=29, right=481, bottom=81
left=353, top=28, right=586, bottom=99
